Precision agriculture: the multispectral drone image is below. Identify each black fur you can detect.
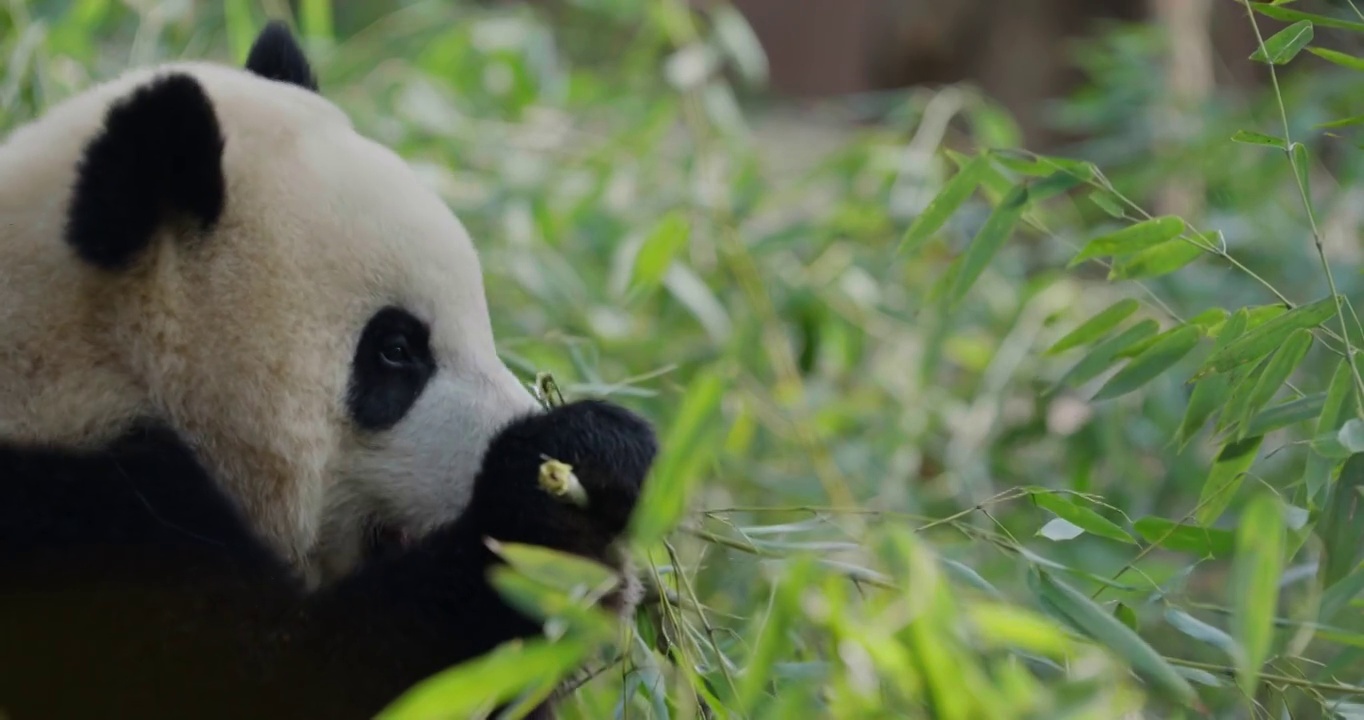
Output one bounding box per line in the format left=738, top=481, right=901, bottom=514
left=0, top=400, right=657, bottom=720
left=245, top=21, right=318, bottom=92
left=348, top=307, right=437, bottom=431
left=64, top=73, right=226, bottom=270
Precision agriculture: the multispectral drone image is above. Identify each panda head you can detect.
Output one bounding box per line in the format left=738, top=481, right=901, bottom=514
left=0, top=23, right=543, bottom=583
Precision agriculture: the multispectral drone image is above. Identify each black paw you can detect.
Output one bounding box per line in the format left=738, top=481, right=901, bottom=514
left=471, top=400, right=658, bottom=548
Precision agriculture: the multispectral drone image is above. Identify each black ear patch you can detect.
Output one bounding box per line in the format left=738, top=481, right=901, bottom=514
left=65, top=73, right=226, bottom=270
left=244, top=21, right=318, bottom=92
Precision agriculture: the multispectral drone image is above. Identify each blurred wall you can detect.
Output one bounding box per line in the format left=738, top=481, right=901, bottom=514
left=727, top=0, right=1269, bottom=146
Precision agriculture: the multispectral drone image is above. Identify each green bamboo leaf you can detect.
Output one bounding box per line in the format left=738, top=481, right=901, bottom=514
left=735, top=557, right=816, bottom=715
left=1092, top=325, right=1200, bottom=401
left=900, top=154, right=988, bottom=254
left=1027, top=170, right=1087, bottom=202
left=1177, top=310, right=1248, bottom=446
left=1235, top=328, right=1314, bottom=437
left=1178, top=376, right=1232, bottom=448
left=1320, top=562, right=1364, bottom=624
left=1308, top=46, right=1364, bottom=71
left=1199, top=296, right=1337, bottom=377
left=1309, top=362, right=1364, bottom=504
left=1031, top=570, right=1198, bottom=707
left=1107, top=239, right=1204, bottom=281
left=1340, top=419, right=1364, bottom=453
left=1068, top=216, right=1185, bottom=267
left=1230, top=493, right=1285, bottom=697
left=1245, top=393, right=1327, bottom=438
left=1249, top=3, right=1364, bottom=33
left=1195, top=437, right=1264, bottom=527
left=1320, top=454, right=1364, bottom=587
left=1249, top=20, right=1314, bottom=65
left=629, top=365, right=728, bottom=546
left=377, top=638, right=590, bottom=720
left=1052, top=319, right=1160, bottom=392
left=1214, top=360, right=1266, bottom=437
left=990, top=151, right=1096, bottom=181
left=485, top=541, right=618, bottom=598
left=1134, top=517, right=1234, bottom=558
left=1321, top=359, right=1361, bottom=435
left=223, top=0, right=257, bottom=63
left=300, top=0, right=335, bottom=43
left=1317, top=114, right=1364, bottom=130
left=1027, top=490, right=1135, bottom=544
left=1046, top=299, right=1141, bottom=356
left=1164, top=608, right=1238, bottom=660
left=1231, top=130, right=1287, bottom=150
left=1214, top=308, right=1251, bottom=342
left=1187, top=307, right=1230, bottom=331
left=630, top=211, right=691, bottom=294
left=948, top=184, right=1029, bottom=307
left=1088, top=190, right=1125, bottom=218
left=1114, top=602, right=1138, bottom=631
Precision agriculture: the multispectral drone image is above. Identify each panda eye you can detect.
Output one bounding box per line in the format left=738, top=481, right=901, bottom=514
left=378, top=336, right=413, bottom=368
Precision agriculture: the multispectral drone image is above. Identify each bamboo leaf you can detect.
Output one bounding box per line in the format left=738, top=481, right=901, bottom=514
left=1320, top=562, right=1364, bottom=624
left=735, top=557, right=817, bottom=715
left=1177, top=310, right=1249, bottom=446
left=1317, top=114, right=1364, bottom=130
left=1164, top=608, right=1238, bottom=660
left=1092, top=325, right=1200, bottom=401
left=1028, top=490, right=1135, bottom=544
left=1068, top=216, right=1184, bottom=267
left=1320, top=454, right=1364, bottom=587
left=1026, top=170, right=1088, bottom=202
left=1230, top=493, right=1285, bottom=697
left=1249, top=4, right=1364, bottom=33
left=629, top=365, right=728, bottom=546
left=1308, top=46, right=1364, bottom=71
left=1198, top=296, right=1336, bottom=377
left=1052, top=319, right=1160, bottom=392
left=900, top=154, right=988, bottom=254
left=1235, top=328, right=1313, bottom=437
left=1178, top=375, right=1232, bottom=448
left=1038, top=518, right=1084, bottom=541
left=1245, top=393, right=1326, bottom=438
left=1088, top=190, right=1125, bottom=218
left=1216, top=358, right=1268, bottom=436
left=1031, top=571, right=1198, bottom=707
left=1231, top=130, right=1287, bottom=149
left=377, top=638, right=590, bottom=720
left=1195, top=437, right=1264, bottom=527
left=1107, top=239, right=1204, bottom=281
left=1323, top=360, right=1363, bottom=434
left=1045, top=298, right=1140, bottom=356
left=1249, top=20, right=1314, bottom=65
left=948, top=184, right=1029, bottom=307
left=1134, top=517, right=1234, bottom=558
left=630, top=211, right=691, bottom=294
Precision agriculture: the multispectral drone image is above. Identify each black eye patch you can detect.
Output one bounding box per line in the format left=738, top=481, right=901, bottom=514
left=348, top=307, right=435, bottom=431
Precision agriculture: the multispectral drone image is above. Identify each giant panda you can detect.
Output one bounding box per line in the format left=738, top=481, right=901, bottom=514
left=0, top=21, right=657, bottom=720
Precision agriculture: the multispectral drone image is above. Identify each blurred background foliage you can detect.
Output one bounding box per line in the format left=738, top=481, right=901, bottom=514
left=11, top=0, right=1364, bottom=718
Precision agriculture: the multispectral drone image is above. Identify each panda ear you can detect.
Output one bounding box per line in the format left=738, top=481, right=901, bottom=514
left=244, top=21, right=318, bottom=92
left=65, top=73, right=226, bottom=270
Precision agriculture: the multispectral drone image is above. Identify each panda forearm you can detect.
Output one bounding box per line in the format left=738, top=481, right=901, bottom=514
left=0, top=428, right=597, bottom=719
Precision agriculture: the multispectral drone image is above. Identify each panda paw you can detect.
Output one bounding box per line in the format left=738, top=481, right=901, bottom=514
left=472, top=399, right=658, bottom=551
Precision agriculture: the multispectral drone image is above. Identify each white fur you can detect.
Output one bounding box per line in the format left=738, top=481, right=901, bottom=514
left=0, top=61, right=541, bottom=582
